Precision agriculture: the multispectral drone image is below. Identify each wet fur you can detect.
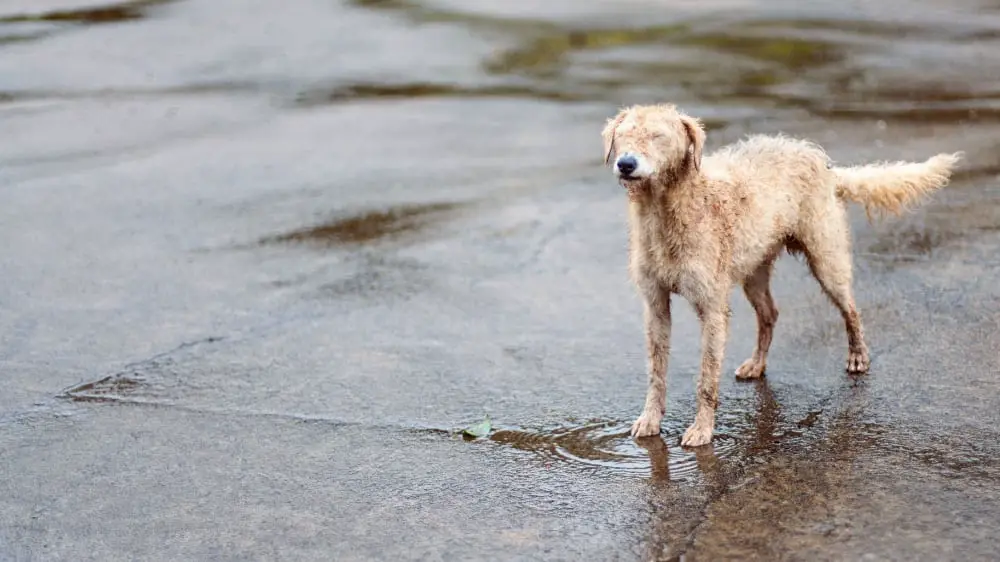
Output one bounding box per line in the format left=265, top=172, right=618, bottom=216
left=601, top=103, right=962, bottom=447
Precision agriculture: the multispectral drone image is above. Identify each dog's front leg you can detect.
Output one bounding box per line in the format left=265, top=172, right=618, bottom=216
left=682, top=302, right=730, bottom=447
left=630, top=285, right=671, bottom=437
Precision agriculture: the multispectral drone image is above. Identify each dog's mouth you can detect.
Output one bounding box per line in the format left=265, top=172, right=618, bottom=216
left=619, top=176, right=645, bottom=199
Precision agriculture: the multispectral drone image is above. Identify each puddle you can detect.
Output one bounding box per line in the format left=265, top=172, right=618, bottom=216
left=483, top=23, right=844, bottom=80
left=346, top=0, right=555, bottom=34
left=348, top=1, right=847, bottom=103
left=477, top=383, right=838, bottom=483
left=0, top=0, right=176, bottom=25
left=478, top=389, right=833, bottom=483
left=484, top=25, right=691, bottom=77
left=489, top=419, right=739, bottom=482
left=259, top=202, right=463, bottom=249
left=763, top=83, right=1000, bottom=124
left=675, top=33, right=842, bottom=70
left=0, top=81, right=264, bottom=104
left=339, top=3, right=1000, bottom=131
left=293, top=82, right=584, bottom=106
left=739, top=18, right=925, bottom=39
left=804, top=102, right=1000, bottom=123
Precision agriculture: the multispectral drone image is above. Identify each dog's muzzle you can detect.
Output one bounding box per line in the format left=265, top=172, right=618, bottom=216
left=616, top=155, right=638, bottom=178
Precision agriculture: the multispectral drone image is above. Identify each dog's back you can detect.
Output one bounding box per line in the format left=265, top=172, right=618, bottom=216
left=706, top=133, right=960, bottom=219
left=697, top=135, right=837, bottom=279
left=706, top=134, right=834, bottom=199
left=701, top=134, right=960, bottom=278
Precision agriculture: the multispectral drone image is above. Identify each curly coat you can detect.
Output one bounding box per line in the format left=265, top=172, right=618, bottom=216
left=601, top=103, right=962, bottom=447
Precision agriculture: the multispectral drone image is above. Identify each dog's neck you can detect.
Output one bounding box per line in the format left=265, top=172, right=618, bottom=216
left=657, top=157, right=697, bottom=187
left=628, top=162, right=701, bottom=211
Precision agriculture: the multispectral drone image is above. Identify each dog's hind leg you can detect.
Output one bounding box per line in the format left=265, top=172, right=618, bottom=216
left=735, top=257, right=778, bottom=380
left=630, top=282, right=672, bottom=437
left=798, top=208, right=870, bottom=374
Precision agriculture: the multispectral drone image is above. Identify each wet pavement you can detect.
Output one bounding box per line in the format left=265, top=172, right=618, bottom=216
left=2, top=0, right=1000, bottom=560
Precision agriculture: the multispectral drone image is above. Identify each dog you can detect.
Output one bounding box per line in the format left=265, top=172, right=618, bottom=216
left=600, top=103, right=961, bottom=447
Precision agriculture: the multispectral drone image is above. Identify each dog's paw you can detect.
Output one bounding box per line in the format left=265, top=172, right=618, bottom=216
left=681, top=422, right=713, bottom=447
left=846, top=346, right=870, bottom=374
left=735, top=358, right=766, bottom=380
left=630, top=412, right=663, bottom=437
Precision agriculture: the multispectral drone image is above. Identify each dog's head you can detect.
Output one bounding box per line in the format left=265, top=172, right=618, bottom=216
left=601, top=104, right=705, bottom=198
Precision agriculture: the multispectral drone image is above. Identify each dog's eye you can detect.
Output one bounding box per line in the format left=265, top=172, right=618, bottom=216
left=650, top=133, right=666, bottom=139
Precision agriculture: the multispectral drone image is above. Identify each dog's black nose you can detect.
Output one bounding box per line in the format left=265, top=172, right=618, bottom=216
left=617, top=155, right=637, bottom=176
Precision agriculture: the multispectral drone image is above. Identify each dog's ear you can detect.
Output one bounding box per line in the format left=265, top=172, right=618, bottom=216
left=602, top=110, right=627, bottom=166
left=680, top=115, right=705, bottom=172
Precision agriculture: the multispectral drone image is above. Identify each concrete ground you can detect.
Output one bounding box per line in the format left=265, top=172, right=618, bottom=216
left=2, top=0, right=1000, bottom=560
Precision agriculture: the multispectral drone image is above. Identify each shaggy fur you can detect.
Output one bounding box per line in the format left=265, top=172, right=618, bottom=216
left=601, top=103, right=961, bottom=447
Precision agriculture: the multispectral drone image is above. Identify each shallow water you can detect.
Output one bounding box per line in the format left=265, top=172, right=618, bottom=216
left=2, top=0, right=1000, bottom=560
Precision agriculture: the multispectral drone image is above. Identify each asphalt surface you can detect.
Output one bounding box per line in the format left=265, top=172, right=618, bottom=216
left=2, top=0, right=1000, bottom=560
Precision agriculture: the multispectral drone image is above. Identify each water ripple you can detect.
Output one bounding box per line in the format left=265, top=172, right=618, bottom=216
left=490, top=419, right=739, bottom=482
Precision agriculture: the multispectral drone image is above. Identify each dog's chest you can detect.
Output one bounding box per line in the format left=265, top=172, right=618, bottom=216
left=634, top=229, right=714, bottom=300
left=656, top=260, right=713, bottom=302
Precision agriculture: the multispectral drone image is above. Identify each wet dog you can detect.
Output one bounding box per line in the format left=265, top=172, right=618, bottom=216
left=601, top=103, right=961, bottom=447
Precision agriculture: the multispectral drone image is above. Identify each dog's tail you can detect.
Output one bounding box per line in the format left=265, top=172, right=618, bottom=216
left=833, top=152, right=962, bottom=218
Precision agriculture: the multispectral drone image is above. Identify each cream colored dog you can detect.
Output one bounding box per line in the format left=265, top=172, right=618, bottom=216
left=601, top=103, right=961, bottom=447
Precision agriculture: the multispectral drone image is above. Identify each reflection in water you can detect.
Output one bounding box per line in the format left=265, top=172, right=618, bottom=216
left=641, top=378, right=884, bottom=559
left=743, top=377, right=784, bottom=454
left=632, top=435, right=671, bottom=483
left=633, top=434, right=722, bottom=487
left=632, top=382, right=785, bottom=560
left=260, top=202, right=462, bottom=248
left=485, top=381, right=828, bottom=485
left=489, top=420, right=737, bottom=481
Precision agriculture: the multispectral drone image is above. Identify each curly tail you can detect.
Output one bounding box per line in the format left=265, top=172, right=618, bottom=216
left=833, top=152, right=963, bottom=218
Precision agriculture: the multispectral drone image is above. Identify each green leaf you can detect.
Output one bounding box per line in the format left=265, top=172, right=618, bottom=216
left=461, top=415, right=492, bottom=439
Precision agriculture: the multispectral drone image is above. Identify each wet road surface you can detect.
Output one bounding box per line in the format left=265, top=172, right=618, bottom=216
left=2, top=0, right=1000, bottom=560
